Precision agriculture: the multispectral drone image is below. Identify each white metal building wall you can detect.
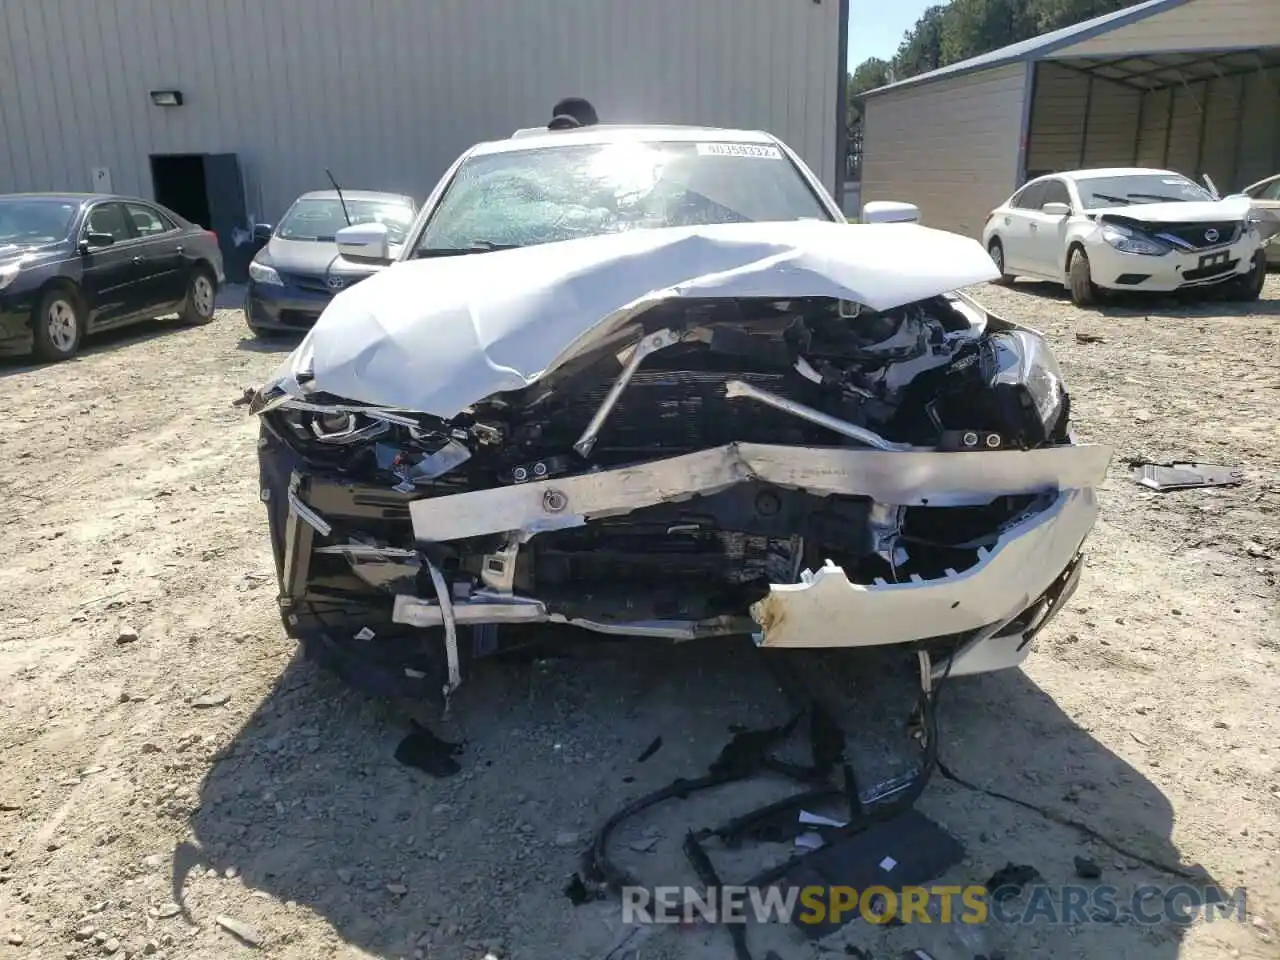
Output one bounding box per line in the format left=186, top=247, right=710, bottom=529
left=861, top=63, right=1029, bottom=237
left=0, top=0, right=843, bottom=222
left=1051, top=0, right=1280, bottom=58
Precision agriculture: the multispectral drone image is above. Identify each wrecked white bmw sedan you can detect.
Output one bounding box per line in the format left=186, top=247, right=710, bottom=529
left=249, top=125, right=1112, bottom=702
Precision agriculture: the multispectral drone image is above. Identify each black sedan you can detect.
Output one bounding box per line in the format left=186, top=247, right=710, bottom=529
left=245, top=190, right=414, bottom=337
left=0, top=193, right=225, bottom=361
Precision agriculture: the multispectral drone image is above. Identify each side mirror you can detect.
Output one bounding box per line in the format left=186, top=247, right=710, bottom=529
left=861, top=200, right=920, bottom=224
left=1041, top=202, right=1071, bottom=217
left=253, top=223, right=273, bottom=243
left=79, top=232, right=116, bottom=252
left=336, top=221, right=391, bottom=264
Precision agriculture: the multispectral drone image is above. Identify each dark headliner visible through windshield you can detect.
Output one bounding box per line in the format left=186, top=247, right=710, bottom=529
left=413, top=139, right=833, bottom=256
left=0, top=197, right=79, bottom=245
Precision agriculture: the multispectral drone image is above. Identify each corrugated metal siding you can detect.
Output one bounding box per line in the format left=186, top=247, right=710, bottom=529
left=0, top=0, right=842, bottom=221
left=1054, top=0, right=1280, bottom=56
left=1118, top=70, right=1280, bottom=189
left=1025, top=63, right=1091, bottom=172
left=861, top=63, right=1028, bottom=237
left=1027, top=65, right=1146, bottom=173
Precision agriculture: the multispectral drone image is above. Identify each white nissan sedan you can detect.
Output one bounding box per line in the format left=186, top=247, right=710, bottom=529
left=981, top=167, right=1267, bottom=306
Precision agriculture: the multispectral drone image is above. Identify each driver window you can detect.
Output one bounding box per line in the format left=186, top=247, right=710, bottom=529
left=1040, top=180, right=1072, bottom=210
left=1012, top=182, right=1047, bottom=210
left=84, top=203, right=132, bottom=244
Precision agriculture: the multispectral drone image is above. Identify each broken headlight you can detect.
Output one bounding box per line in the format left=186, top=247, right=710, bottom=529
left=980, top=330, right=1069, bottom=446
left=279, top=406, right=390, bottom=446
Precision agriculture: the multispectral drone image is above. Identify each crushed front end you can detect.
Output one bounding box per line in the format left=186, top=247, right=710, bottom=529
left=253, top=291, right=1111, bottom=701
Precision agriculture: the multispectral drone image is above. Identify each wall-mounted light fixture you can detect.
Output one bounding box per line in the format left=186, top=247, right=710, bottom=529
left=149, top=89, right=184, bottom=106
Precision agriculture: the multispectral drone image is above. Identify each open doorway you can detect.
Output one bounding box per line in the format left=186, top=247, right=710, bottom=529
left=150, top=154, right=211, bottom=227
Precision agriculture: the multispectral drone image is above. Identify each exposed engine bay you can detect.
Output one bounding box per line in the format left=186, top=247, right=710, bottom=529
left=254, top=287, right=1102, bottom=703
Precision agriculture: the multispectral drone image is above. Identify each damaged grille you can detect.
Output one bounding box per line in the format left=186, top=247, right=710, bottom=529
left=524, top=367, right=831, bottom=458
left=1152, top=221, right=1241, bottom=250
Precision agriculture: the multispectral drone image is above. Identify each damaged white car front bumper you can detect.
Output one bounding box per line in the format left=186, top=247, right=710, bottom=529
left=388, top=442, right=1108, bottom=674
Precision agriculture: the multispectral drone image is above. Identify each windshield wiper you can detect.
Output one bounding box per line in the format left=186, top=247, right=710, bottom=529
left=1090, top=193, right=1132, bottom=205
left=1125, top=193, right=1185, bottom=203
left=415, top=240, right=519, bottom=259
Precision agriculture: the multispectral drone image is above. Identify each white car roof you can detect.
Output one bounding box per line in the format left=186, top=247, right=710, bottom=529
left=1051, top=167, right=1187, bottom=182
left=477, top=124, right=779, bottom=157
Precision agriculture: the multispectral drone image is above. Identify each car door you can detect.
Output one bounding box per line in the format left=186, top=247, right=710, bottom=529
left=999, top=182, right=1046, bottom=274
left=123, top=202, right=188, bottom=308
left=1025, top=178, right=1074, bottom=279
left=78, top=202, right=141, bottom=329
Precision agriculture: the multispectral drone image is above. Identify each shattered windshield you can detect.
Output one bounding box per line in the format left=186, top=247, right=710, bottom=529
left=277, top=197, right=414, bottom=243
left=0, top=198, right=79, bottom=245
left=414, top=140, right=833, bottom=255
left=1076, top=175, right=1212, bottom=209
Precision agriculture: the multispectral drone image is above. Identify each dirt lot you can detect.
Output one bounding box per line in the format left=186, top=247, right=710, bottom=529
left=1, top=277, right=1278, bottom=960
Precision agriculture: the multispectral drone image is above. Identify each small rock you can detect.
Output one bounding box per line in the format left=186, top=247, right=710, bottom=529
left=140, top=743, right=163, bottom=754
left=143, top=942, right=159, bottom=956
left=224, top=866, right=239, bottom=879
left=0, top=801, right=22, bottom=812
left=143, top=854, right=164, bottom=869
left=6, top=932, right=24, bottom=946
left=554, top=831, right=580, bottom=848
left=336, top=869, right=353, bottom=884
left=1134, top=702, right=1155, bottom=716
left=75, top=926, right=97, bottom=941
left=214, top=915, right=262, bottom=947
left=116, top=627, right=139, bottom=645
left=192, top=693, right=230, bottom=709
left=387, top=883, right=408, bottom=895
left=103, top=938, right=121, bottom=954
left=1214, top=720, right=1230, bottom=729
left=153, top=903, right=181, bottom=919
left=94, top=932, right=109, bottom=945
left=1252, top=917, right=1268, bottom=930
left=1073, top=856, right=1102, bottom=879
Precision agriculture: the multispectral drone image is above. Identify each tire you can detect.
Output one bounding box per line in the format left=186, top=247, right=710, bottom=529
left=1067, top=247, right=1098, bottom=307
left=32, top=287, right=85, bottom=362
left=1224, top=251, right=1266, bottom=302
left=179, top=267, right=217, bottom=325
left=988, top=239, right=1014, bottom=285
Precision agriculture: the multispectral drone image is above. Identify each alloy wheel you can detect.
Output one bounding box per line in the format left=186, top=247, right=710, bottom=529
left=193, top=275, right=215, bottom=317
left=46, top=299, right=77, bottom=353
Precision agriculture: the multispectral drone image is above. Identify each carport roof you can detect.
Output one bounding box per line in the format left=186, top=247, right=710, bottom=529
left=857, top=0, right=1191, bottom=99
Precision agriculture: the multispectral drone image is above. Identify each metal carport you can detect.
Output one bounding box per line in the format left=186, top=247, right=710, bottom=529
left=859, top=0, right=1280, bottom=238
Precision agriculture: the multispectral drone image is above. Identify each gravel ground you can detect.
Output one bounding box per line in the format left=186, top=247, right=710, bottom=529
left=0, top=277, right=1277, bottom=960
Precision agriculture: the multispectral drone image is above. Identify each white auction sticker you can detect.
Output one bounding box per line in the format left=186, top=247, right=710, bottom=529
left=696, top=142, right=783, bottom=160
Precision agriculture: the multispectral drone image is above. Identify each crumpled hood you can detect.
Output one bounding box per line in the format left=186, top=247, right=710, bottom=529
left=263, top=220, right=1001, bottom=418
left=1092, top=195, right=1252, bottom=224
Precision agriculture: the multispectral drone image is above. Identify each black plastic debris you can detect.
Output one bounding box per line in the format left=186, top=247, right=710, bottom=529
left=1074, top=855, right=1102, bottom=879
left=1131, top=461, right=1243, bottom=492
left=637, top=736, right=663, bottom=763
left=394, top=720, right=463, bottom=778
left=786, top=809, right=965, bottom=939
left=985, top=862, right=1041, bottom=901
left=564, top=872, right=591, bottom=906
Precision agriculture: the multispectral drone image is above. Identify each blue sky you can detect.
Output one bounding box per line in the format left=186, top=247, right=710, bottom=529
left=848, top=0, right=937, bottom=68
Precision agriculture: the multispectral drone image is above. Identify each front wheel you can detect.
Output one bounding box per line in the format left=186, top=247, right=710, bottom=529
left=179, top=268, right=217, bottom=325
left=988, top=239, right=1014, bottom=285
left=1067, top=248, right=1098, bottom=307
left=1224, top=251, right=1266, bottom=302
left=32, top=287, right=85, bottom=361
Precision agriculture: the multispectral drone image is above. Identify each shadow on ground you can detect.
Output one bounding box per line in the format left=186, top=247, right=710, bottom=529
left=1005, top=279, right=1280, bottom=318
left=180, top=637, right=1215, bottom=959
